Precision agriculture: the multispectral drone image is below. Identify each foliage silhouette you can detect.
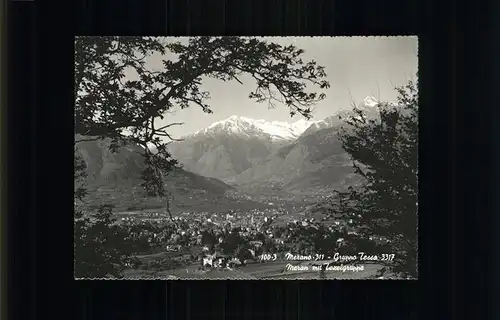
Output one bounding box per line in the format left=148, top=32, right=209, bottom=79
left=73, top=204, right=145, bottom=278
left=335, top=80, right=418, bottom=278
left=74, top=36, right=330, bottom=196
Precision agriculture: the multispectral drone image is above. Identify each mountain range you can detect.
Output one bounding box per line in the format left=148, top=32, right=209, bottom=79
left=168, top=96, right=382, bottom=195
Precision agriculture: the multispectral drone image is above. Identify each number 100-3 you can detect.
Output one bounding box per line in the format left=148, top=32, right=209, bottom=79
left=260, top=254, right=277, bottom=261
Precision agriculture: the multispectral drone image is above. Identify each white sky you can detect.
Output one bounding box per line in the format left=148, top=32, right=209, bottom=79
left=127, top=36, right=418, bottom=139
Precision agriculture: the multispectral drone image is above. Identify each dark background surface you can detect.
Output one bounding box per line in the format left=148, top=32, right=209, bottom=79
left=6, top=0, right=495, bottom=319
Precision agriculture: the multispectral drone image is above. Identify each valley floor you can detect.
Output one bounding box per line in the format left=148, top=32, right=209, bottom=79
left=77, top=191, right=414, bottom=280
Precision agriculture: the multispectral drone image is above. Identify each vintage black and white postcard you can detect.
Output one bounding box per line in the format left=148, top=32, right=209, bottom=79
left=74, top=36, right=418, bottom=280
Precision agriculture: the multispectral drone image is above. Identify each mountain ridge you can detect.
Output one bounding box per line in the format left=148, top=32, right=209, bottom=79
left=185, top=115, right=317, bottom=141
left=74, top=136, right=271, bottom=213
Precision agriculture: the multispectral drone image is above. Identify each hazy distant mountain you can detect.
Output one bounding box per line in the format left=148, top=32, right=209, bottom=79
left=167, top=116, right=316, bottom=181
left=232, top=97, right=382, bottom=193
left=231, top=125, right=357, bottom=194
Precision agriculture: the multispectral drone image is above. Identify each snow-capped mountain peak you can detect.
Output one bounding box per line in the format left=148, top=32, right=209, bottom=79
left=298, top=96, right=387, bottom=138
left=289, top=118, right=316, bottom=133
left=363, top=96, right=379, bottom=108
left=193, top=116, right=316, bottom=140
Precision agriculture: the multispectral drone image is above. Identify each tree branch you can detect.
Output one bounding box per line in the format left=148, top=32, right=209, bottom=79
left=75, top=137, right=103, bottom=143
left=156, top=122, right=185, bottom=131
left=153, top=131, right=184, bottom=141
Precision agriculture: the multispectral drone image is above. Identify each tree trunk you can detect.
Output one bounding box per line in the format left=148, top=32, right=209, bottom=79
left=163, top=195, right=175, bottom=225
